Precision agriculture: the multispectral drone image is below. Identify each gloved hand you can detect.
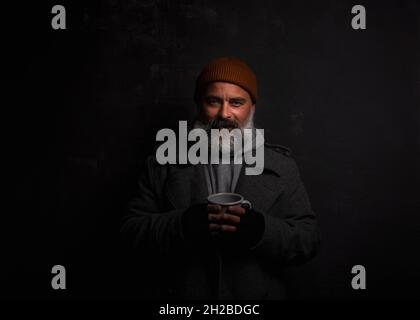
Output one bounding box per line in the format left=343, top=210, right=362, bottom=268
left=208, top=204, right=265, bottom=250
left=236, top=207, right=265, bottom=248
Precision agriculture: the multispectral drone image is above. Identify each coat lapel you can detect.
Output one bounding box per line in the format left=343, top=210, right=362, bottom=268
left=234, top=148, right=285, bottom=213
left=164, top=164, right=209, bottom=209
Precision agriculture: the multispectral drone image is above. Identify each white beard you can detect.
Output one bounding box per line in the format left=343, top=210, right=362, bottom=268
left=193, top=108, right=255, bottom=157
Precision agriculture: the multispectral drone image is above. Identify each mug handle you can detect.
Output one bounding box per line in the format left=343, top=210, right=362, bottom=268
left=241, top=200, right=252, bottom=210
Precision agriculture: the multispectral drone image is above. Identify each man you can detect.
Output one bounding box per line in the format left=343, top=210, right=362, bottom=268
left=120, top=57, right=320, bottom=299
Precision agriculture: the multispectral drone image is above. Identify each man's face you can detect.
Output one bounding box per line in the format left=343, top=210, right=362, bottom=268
left=199, top=82, right=255, bottom=130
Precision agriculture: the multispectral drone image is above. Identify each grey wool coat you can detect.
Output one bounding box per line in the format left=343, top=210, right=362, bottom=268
left=120, top=144, right=320, bottom=300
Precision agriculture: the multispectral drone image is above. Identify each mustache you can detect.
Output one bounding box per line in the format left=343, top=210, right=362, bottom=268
left=208, top=118, right=239, bottom=130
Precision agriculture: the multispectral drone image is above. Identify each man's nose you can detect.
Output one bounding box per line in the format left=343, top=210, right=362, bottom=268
left=219, top=101, right=232, bottom=119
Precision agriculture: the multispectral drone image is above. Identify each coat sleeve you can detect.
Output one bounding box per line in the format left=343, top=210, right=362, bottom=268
left=120, top=157, right=188, bottom=258
left=249, top=158, right=320, bottom=265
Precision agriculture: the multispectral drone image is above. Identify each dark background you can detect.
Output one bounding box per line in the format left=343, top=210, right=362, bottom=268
left=4, top=0, right=419, bottom=299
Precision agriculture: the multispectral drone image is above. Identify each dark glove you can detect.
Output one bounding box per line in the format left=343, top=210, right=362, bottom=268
left=216, top=206, right=265, bottom=251
left=181, top=203, right=211, bottom=246
left=236, top=208, right=265, bottom=248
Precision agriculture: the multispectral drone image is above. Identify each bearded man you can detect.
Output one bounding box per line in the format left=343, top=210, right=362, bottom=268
left=120, top=57, right=320, bottom=299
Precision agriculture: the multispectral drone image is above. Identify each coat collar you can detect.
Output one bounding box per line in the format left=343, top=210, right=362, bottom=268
left=164, top=147, right=284, bottom=213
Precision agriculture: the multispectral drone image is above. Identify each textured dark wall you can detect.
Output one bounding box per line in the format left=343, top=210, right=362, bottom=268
left=5, top=0, right=420, bottom=299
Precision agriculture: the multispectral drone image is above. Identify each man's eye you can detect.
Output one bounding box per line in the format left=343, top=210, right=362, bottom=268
left=207, top=100, right=220, bottom=106
left=230, top=101, right=243, bottom=107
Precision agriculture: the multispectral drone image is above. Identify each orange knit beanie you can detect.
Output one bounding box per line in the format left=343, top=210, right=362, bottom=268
left=194, top=57, right=258, bottom=104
